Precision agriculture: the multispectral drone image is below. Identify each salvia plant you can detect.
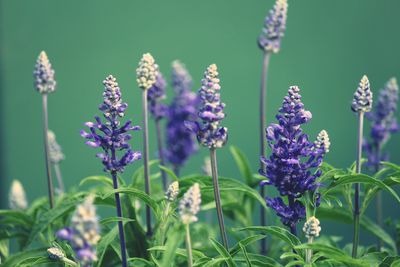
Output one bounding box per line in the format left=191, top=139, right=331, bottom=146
left=2, top=2, right=400, bottom=267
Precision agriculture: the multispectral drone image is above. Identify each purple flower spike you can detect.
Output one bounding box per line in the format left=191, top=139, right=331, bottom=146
left=186, top=64, right=228, bottom=149
left=258, top=0, right=288, bottom=53
left=260, top=86, right=327, bottom=230
left=81, top=75, right=141, bottom=173
left=148, top=72, right=168, bottom=120
left=165, top=61, right=199, bottom=171
left=364, top=77, right=399, bottom=169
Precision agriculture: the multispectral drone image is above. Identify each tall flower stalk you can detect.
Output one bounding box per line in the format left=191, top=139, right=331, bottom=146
left=364, top=78, right=398, bottom=248
left=260, top=86, right=327, bottom=236
left=148, top=71, right=168, bottom=190
left=166, top=60, right=199, bottom=176
left=34, top=51, right=56, bottom=209
left=351, top=75, right=373, bottom=258
left=57, top=195, right=101, bottom=267
left=179, top=183, right=201, bottom=267
left=186, top=64, right=229, bottom=249
left=303, top=216, right=321, bottom=264
left=136, top=53, right=158, bottom=236
left=81, top=75, right=141, bottom=267
left=257, top=0, right=288, bottom=253
left=47, top=130, right=66, bottom=194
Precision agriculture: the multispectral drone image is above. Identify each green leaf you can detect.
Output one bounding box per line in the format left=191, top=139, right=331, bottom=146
left=316, top=206, right=397, bottom=253
left=0, top=210, right=33, bottom=228
left=132, top=160, right=160, bottom=185
left=100, top=216, right=135, bottom=226
left=128, top=257, right=155, bottom=266
left=148, top=246, right=207, bottom=260
left=209, top=238, right=237, bottom=267
left=229, top=235, right=265, bottom=256
left=236, top=253, right=282, bottom=267
left=159, top=165, right=179, bottom=181
left=230, top=146, right=255, bottom=186
left=362, top=176, right=400, bottom=214
left=322, top=173, right=400, bottom=204
left=233, top=226, right=302, bottom=251
left=1, top=247, right=47, bottom=267
left=239, top=243, right=252, bottom=266
left=382, top=162, right=400, bottom=172
left=160, top=224, right=185, bottom=267
left=25, top=194, right=85, bottom=248
left=101, top=187, right=159, bottom=215
left=79, top=175, right=112, bottom=187
left=97, top=225, right=119, bottom=266
left=295, top=243, right=367, bottom=267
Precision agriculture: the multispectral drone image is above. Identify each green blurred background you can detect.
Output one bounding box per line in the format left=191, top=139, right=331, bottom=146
left=1, top=0, right=399, bottom=244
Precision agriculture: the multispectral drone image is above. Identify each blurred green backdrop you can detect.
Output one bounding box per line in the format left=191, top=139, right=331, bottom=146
left=1, top=0, right=399, bottom=244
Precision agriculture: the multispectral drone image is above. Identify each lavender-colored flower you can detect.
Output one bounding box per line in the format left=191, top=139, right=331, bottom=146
left=364, top=77, right=399, bottom=169
left=9, top=180, right=28, bottom=210
left=148, top=72, right=168, bottom=120
left=185, top=64, right=228, bottom=149
left=34, top=51, right=56, bottom=94
left=48, top=130, right=65, bottom=164
left=179, top=183, right=201, bottom=224
left=165, top=61, right=199, bottom=170
left=258, top=0, right=288, bottom=53
left=80, top=75, right=141, bottom=173
left=351, top=75, right=373, bottom=113
left=57, top=195, right=100, bottom=267
left=260, top=86, right=327, bottom=229
left=165, top=181, right=179, bottom=202
left=313, top=130, right=331, bottom=154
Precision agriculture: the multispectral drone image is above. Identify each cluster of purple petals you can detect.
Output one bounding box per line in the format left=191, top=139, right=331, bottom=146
left=80, top=75, right=141, bottom=173
left=364, top=78, right=399, bottom=169
left=258, top=0, right=288, bottom=53
left=260, top=86, right=327, bottom=228
left=165, top=62, right=199, bottom=168
left=148, top=72, right=168, bottom=120
left=185, top=64, right=228, bottom=149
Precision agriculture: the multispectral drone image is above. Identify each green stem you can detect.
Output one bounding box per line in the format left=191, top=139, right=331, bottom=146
left=352, top=112, right=364, bottom=258
left=42, top=94, right=55, bottom=209
left=259, top=51, right=271, bottom=254
left=159, top=202, right=171, bottom=246
left=142, top=89, right=152, bottom=236
left=185, top=223, right=193, bottom=267
left=209, top=148, right=229, bottom=249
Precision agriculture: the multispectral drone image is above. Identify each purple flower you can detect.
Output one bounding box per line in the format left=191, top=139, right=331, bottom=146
left=57, top=196, right=100, bottom=267
left=148, top=72, right=168, bottom=120
left=81, top=75, right=141, bottom=173
left=260, top=86, right=327, bottom=229
left=258, top=0, right=288, bottom=53
left=364, top=77, right=399, bottom=169
left=165, top=61, right=199, bottom=170
left=186, top=64, right=228, bottom=149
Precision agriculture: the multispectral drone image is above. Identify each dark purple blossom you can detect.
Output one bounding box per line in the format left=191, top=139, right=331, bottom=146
left=258, top=0, right=288, bottom=53
left=364, top=77, right=399, bottom=170
left=80, top=75, right=141, bottom=173
left=185, top=64, right=228, bottom=149
left=148, top=72, right=168, bottom=120
left=260, top=86, right=327, bottom=230
left=165, top=61, right=198, bottom=170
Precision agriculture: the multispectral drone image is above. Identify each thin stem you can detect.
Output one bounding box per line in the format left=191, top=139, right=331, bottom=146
left=374, top=147, right=383, bottom=250
left=185, top=223, right=193, bottom=267
left=259, top=51, right=271, bottom=255
left=209, top=148, right=229, bottom=249
left=155, top=119, right=168, bottom=191
left=306, top=237, right=314, bottom=264
left=159, top=202, right=171, bottom=246
left=42, top=94, right=55, bottom=209
left=352, top=112, right=364, bottom=258
left=288, top=195, right=297, bottom=236
left=111, top=170, right=128, bottom=267
left=142, top=90, right=152, bottom=236
left=53, top=163, right=65, bottom=194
